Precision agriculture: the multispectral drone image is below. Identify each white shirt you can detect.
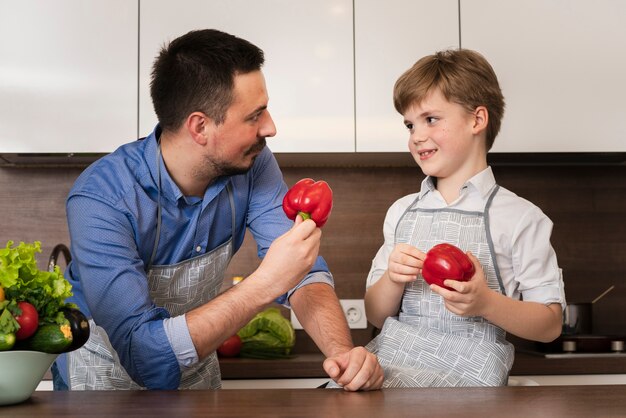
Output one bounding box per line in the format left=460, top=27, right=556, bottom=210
left=367, top=167, right=566, bottom=309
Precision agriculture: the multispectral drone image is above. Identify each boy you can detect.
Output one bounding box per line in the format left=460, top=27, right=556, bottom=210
left=362, top=49, right=565, bottom=387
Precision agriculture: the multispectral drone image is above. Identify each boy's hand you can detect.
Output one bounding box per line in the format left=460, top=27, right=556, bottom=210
left=429, top=252, right=493, bottom=317
left=387, top=244, right=426, bottom=284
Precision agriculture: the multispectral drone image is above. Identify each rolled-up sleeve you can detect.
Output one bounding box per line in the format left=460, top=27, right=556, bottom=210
left=511, top=205, right=566, bottom=311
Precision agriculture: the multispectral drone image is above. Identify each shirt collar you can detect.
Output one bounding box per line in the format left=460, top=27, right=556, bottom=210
left=145, top=125, right=184, bottom=204
left=418, top=166, right=496, bottom=201
left=465, top=166, right=497, bottom=199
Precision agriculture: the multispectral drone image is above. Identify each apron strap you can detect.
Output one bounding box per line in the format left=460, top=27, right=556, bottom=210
left=149, top=141, right=237, bottom=268
left=483, top=184, right=507, bottom=295
left=149, top=142, right=164, bottom=269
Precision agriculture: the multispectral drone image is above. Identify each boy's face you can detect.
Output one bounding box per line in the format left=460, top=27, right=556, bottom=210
left=403, top=88, right=486, bottom=181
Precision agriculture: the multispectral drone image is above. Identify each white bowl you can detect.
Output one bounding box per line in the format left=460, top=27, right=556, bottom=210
left=0, top=350, right=58, bottom=405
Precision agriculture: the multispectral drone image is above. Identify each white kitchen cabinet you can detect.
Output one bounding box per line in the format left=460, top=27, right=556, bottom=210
left=139, top=0, right=354, bottom=153
left=0, top=0, right=138, bottom=153
left=460, top=0, right=626, bottom=153
left=354, top=0, right=459, bottom=152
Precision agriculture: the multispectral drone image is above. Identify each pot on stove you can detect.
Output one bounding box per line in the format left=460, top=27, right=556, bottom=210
left=562, top=303, right=592, bottom=335
left=562, top=286, right=614, bottom=336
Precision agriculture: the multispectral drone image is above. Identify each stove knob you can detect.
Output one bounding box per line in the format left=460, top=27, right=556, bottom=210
left=611, top=340, right=624, bottom=353
left=562, top=340, right=577, bottom=352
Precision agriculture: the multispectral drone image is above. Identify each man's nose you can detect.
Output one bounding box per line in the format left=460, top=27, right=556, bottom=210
left=260, top=111, right=277, bottom=138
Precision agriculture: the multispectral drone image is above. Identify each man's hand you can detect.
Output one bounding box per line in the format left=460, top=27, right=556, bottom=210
left=323, top=347, right=384, bottom=391
left=255, top=216, right=321, bottom=297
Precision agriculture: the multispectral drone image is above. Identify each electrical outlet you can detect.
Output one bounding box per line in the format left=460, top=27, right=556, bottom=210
left=340, top=299, right=367, bottom=329
left=290, top=299, right=367, bottom=330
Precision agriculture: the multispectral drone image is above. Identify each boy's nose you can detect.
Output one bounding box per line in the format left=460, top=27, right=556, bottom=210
left=410, top=131, right=427, bottom=144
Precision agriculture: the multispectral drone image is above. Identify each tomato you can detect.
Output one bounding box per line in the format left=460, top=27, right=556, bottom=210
left=0, top=332, right=16, bottom=351
left=217, top=334, right=242, bottom=357
left=0, top=286, right=5, bottom=302
left=15, top=301, right=39, bottom=340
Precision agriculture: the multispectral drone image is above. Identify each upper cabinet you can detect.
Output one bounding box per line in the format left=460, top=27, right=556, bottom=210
left=461, top=0, right=626, bottom=153
left=355, top=0, right=459, bottom=152
left=2, top=1, right=625, bottom=156
left=139, top=0, right=355, bottom=153
left=0, top=0, right=138, bottom=153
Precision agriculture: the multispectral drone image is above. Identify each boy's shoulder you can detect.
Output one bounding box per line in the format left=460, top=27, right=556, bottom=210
left=391, top=193, right=421, bottom=210
left=494, top=185, right=548, bottom=219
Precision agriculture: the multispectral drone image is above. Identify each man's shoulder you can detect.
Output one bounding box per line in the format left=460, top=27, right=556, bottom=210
left=70, top=140, right=150, bottom=205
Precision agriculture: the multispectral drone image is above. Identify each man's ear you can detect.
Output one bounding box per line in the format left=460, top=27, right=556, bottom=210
left=472, top=106, right=489, bottom=135
left=186, top=112, right=210, bottom=146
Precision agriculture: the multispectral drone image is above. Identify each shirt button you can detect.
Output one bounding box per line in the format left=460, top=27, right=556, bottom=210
left=196, top=246, right=202, bottom=253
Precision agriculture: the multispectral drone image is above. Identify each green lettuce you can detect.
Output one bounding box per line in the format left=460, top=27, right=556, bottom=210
left=237, top=307, right=295, bottom=359
left=0, top=241, right=73, bottom=329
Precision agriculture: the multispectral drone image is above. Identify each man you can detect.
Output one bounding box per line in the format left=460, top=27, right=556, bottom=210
left=52, top=29, right=383, bottom=391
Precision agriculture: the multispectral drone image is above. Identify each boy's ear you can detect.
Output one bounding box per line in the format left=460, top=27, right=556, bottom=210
left=471, top=106, right=489, bottom=135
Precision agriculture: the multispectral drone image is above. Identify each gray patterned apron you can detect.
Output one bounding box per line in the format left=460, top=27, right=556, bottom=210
left=67, top=145, right=236, bottom=390
left=369, top=185, right=514, bottom=387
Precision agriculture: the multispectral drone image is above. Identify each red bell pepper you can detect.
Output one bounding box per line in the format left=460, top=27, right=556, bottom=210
left=282, top=178, right=333, bottom=227
left=421, top=243, right=475, bottom=291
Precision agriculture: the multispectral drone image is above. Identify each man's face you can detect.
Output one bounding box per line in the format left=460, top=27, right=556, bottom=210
left=203, top=70, right=276, bottom=176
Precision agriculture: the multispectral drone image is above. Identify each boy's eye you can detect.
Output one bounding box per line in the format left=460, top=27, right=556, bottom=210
left=426, top=116, right=437, bottom=124
left=405, top=123, right=414, bottom=131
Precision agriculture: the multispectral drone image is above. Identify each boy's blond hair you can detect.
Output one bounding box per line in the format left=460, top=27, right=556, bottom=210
left=393, top=49, right=505, bottom=151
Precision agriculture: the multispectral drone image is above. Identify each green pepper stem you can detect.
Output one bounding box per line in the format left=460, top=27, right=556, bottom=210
left=297, top=211, right=311, bottom=221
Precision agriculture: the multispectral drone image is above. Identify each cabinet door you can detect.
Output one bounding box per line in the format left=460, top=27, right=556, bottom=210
left=461, top=0, right=626, bottom=153
left=355, top=0, right=459, bottom=152
left=139, top=0, right=354, bottom=153
left=0, top=0, right=138, bottom=153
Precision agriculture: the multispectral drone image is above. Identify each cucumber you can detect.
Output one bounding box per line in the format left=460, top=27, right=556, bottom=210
left=22, top=323, right=73, bottom=354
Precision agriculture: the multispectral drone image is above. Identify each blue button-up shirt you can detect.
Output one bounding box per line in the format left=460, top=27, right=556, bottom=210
left=56, top=126, right=332, bottom=389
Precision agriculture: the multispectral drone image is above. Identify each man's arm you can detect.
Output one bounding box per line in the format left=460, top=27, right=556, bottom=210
left=290, top=283, right=384, bottom=391
left=187, top=217, right=321, bottom=360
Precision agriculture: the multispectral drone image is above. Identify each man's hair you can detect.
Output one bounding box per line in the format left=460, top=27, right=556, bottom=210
left=393, top=49, right=505, bottom=150
left=150, top=29, right=265, bottom=132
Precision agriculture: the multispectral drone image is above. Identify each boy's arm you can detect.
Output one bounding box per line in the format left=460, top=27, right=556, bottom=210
left=364, top=243, right=426, bottom=328
left=365, top=271, right=405, bottom=329
left=432, top=253, right=563, bottom=342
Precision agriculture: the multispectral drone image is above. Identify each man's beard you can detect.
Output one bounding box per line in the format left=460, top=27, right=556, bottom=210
left=206, top=137, right=267, bottom=177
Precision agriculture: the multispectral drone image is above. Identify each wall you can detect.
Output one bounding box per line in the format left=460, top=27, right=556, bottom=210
left=1, top=162, right=624, bottom=352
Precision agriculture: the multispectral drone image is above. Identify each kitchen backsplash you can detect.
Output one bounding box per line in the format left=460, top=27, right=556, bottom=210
left=1, top=162, right=624, bottom=352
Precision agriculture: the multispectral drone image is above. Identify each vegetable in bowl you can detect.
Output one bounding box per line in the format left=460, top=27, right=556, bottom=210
left=0, top=240, right=89, bottom=353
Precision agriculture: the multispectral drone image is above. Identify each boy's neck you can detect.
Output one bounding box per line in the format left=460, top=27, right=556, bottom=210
left=435, top=159, right=488, bottom=204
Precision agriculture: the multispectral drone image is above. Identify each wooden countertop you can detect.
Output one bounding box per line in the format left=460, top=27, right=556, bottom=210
left=218, top=351, right=626, bottom=379
left=4, top=386, right=626, bottom=417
